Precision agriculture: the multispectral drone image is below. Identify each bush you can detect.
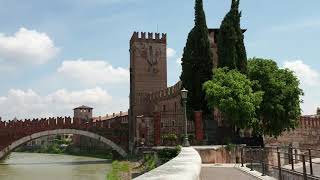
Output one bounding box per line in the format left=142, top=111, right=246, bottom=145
left=162, top=133, right=178, bottom=146
left=144, top=154, right=156, bottom=172
left=225, top=143, right=236, bottom=152
left=157, top=146, right=181, bottom=164
left=106, top=161, right=130, bottom=180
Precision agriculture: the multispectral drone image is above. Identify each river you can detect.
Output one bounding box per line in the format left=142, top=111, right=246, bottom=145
left=0, top=152, right=112, bottom=180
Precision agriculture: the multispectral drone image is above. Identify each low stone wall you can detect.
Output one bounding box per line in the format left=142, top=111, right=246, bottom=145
left=194, top=145, right=242, bottom=164
left=133, top=147, right=202, bottom=180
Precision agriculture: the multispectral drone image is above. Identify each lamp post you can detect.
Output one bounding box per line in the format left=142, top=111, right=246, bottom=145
left=181, top=88, right=190, bottom=147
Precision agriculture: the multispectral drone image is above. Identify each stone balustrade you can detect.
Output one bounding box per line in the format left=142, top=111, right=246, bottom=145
left=134, top=147, right=202, bottom=180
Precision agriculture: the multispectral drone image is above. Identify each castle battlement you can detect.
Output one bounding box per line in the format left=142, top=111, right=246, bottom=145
left=300, top=115, right=320, bottom=128
left=148, top=81, right=182, bottom=102
left=0, top=116, right=81, bottom=128
left=130, top=31, right=166, bottom=44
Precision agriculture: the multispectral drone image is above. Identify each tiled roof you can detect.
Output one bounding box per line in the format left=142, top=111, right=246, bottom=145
left=93, top=111, right=128, bottom=122
left=73, top=105, right=93, bottom=110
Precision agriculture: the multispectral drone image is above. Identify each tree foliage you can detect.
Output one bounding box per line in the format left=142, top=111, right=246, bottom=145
left=217, top=0, right=247, bottom=73
left=180, top=0, right=213, bottom=114
left=247, top=58, right=304, bottom=137
left=204, top=58, right=304, bottom=137
left=203, top=68, right=263, bottom=129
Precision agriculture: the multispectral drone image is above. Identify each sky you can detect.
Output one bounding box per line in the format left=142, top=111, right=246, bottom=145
left=0, top=0, right=319, bottom=120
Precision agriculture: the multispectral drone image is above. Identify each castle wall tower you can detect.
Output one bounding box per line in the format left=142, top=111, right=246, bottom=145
left=129, top=32, right=167, bottom=146
left=73, top=105, right=93, bottom=122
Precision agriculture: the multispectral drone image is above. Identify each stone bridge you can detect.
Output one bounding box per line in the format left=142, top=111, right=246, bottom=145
left=0, top=117, right=128, bottom=159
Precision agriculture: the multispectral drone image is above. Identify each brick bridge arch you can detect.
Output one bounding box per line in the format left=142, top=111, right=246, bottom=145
left=0, top=117, right=129, bottom=159
left=0, top=129, right=127, bottom=159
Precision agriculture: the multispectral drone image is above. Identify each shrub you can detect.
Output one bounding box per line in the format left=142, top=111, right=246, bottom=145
left=157, top=145, right=181, bottom=164
left=106, top=161, right=130, bottom=180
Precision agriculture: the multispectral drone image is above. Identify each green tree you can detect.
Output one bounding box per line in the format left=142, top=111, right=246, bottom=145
left=203, top=68, right=263, bottom=130
left=247, top=58, right=304, bottom=137
left=218, top=0, right=247, bottom=73
left=180, top=0, right=213, bottom=114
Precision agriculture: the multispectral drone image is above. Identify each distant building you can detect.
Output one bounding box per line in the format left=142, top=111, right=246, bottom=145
left=73, top=105, right=93, bottom=122
left=72, top=105, right=93, bottom=147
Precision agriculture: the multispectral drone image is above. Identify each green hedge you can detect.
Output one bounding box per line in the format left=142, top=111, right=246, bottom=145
left=157, top=146, right=181, bottom=164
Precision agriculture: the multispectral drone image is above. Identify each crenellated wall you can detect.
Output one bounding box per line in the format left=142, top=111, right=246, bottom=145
left=130, top=32, right=166, bottom=45
left=265, top=115, right=320, bottom=149
left=148, top=81, right=182, bottom=113
left=0, top=116, right=129, bottom=153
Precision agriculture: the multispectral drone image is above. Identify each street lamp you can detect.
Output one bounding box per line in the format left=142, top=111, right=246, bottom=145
left=181, top=88, right=190, bottom=147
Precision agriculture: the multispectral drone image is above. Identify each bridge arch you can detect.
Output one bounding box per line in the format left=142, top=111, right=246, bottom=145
left=0, top=129, right=127, bottom=159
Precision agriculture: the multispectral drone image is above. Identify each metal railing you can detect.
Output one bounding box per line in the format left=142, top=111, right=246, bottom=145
left=241, top=146, right=320, bottom=180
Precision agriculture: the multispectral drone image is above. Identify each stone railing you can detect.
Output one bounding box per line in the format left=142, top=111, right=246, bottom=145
left=134, top=147, right=201, bottom=180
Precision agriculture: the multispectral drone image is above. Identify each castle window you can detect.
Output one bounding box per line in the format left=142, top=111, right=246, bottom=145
left=172, top=120, right=175, bottom=126
left=161, top=122, right=164, bottom=128
left=174, top=102, right=177, bottom=112
left=163, top=105, right=166, bottom=112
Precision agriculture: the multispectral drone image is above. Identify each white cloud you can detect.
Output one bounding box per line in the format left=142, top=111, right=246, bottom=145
left=0, top=27, right=59, bottom=65
left=283, top=60, right=319, bottom=86
left=176, top=56, right=182, bottom=65
left=0, top=87, right=120, bottom=120
left=57, top=59, right=129, bottom=85
left=167, top=48, right=176, bottom=58
left=283, top=60, right=320, bottom=115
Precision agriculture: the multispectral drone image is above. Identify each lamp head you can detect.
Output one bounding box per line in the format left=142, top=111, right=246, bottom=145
left=181, top=88, right=188, bottom=100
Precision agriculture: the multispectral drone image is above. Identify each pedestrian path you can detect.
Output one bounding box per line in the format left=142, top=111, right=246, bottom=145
left=200, top=164, right=276, bottom=180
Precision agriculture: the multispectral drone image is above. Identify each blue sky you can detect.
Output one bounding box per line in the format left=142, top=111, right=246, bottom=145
left=0, top=0, right=319, bottom=120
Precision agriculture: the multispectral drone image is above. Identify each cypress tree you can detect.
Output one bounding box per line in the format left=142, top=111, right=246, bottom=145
left=180, top=0, right=213, bottom=114
left=218, top=0, right=247, bottom=73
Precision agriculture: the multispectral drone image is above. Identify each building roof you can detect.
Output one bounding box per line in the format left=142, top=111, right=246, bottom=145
left=73, top=105, right=93, bottom=110
left=93, top=111, right=128, bottom=122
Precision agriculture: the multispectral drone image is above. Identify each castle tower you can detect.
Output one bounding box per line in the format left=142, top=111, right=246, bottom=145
left=73, top=105, right=93, bottom=147
left=129, top=32, right=167, bottom=146
left=73, top=105, right=93, bottom=122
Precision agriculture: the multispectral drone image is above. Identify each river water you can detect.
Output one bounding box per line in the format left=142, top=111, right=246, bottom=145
left=0, top=152, right=112, bottom=180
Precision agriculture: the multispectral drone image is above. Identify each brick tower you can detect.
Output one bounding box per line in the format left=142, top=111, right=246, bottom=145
left=129, top=32, right=167, bottom=148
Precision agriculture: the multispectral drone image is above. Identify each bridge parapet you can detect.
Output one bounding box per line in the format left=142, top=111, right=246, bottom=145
left=0, top=116, right=129, bottom=153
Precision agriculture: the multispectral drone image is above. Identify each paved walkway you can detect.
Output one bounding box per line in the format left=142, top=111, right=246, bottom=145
left=200, top=167, right=258, bottom=180
left=200, top=164, right=276, bottom=180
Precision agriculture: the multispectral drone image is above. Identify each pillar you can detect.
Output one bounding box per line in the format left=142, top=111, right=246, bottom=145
left=194, top=111, right=204, bottom=141
left=154, top=112, right=161, bottom=146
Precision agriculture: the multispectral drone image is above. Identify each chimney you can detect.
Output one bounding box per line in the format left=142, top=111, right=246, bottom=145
left=120, top=111, right=123, bottom=116
left=317, top=107, right=320, bottom=116
left=99, top=116, right=101, bottom=121
left=106, top=114, right=109, bottom=118
left=113, top=113, right=115, bottom=117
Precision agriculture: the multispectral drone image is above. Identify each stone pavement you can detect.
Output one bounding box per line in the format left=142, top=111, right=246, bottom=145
left=200, top=164, right=276, bottom=180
